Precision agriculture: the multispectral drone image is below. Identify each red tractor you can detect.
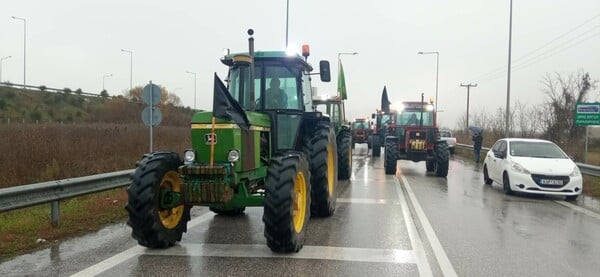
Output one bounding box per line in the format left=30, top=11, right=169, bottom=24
left=351, top=118, right=371, bottom=149
left=369, top=109, right=397, bottom=157
left=383, top=96, right=449, bottom=177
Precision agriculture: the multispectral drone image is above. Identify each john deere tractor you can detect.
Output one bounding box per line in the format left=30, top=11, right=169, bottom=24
left=312, top=95, right=352, bottom=180
left=383, top=95, right=449, bottom=177
left=126, top=30, right=339, bottom=253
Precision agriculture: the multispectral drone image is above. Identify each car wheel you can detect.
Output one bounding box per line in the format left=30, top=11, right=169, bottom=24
left=502, top=172, right=514, bottom=195
left=483, top=165, right=493, bottom=185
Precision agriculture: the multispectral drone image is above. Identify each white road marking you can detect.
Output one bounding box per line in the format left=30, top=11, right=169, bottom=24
left=144, top=243, right=417, bottom=264
left=70, top=212, right=215, bottom=277
left=398, top=175, right=458, bottom=277
left=337, top=198, right=398, bottom=205
left=393, top=176, right=434, bottom=277
left=555, top=200, right=600, bottom=221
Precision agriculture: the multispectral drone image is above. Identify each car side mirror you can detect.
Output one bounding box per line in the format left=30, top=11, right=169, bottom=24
left=494, top=152, right=504, bottom=159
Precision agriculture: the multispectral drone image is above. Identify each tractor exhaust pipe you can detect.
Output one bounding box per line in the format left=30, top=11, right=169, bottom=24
left=248, top=29, right=255, bottom=111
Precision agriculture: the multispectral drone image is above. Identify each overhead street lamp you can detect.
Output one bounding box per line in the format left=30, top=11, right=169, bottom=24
left=418, top=51, right=439, bottom=113
left=121, top=49, right=133, bottom=92
left=102, top=74, right=113, bottom=91
left=0, top=55, right=12, bottom=82
left=11, top=16, right=26, bottom=88
left=186, top=71, right=197, bottom=110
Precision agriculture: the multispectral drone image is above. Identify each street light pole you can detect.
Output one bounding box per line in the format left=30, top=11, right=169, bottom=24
left=0, top=56, right=12, bottom=82
left=285, top=0, right=289, bottom=48
left=418, top=51, right=440, bottom=113
left=505, top=0, right=513, bottom=138
left=11, top=16, right=26, bottom=88
left=186, top=71, right=197, bottom=110
left=121, top=49, right=133, bottom=92
left=460, top=83, right=478, bottom=132
left=102, top=74, right=113, bottom=91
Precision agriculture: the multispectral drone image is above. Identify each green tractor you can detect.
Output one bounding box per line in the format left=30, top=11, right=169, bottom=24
left=126, top=30, right=339, bottom=253
left=312, top=95, right=352, bottom=180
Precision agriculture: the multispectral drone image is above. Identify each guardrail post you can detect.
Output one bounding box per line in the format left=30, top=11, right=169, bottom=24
left=51, top=200, right=60, bottom=227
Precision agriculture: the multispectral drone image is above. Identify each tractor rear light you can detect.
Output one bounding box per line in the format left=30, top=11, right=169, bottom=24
left=228, top=149, right=240, bottom=162
left=184, top=149, right=196, bottom=163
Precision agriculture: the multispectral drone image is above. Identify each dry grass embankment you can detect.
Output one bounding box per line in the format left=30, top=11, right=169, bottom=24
left=0, top=123, right=190, bottom=261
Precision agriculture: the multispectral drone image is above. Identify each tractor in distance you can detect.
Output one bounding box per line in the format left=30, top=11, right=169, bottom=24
left=383, top=95, right=449, bottom=177
left=126, top=29, right=339, bottom=253
left=312, top=95, right=352, bottom=180
left=351, top=118, right=371, bottom=149
left=370, top=109, right=397, bottom=157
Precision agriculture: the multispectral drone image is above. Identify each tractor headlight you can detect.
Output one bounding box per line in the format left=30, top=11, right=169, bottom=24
left=228, top=149, right=240, bottom=162
left=184, top=149, right=196, bottom=163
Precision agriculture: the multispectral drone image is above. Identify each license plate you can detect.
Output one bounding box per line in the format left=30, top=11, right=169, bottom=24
left=540, top=179, right=563, bottom=185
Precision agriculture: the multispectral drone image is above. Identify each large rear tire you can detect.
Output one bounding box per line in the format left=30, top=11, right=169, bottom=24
left=434, top=142, right=450, bottom=177
left=338, top=131, right=352, bottom=180
left=304, top=123, right=338, bottom=217
left=126, top=152, right=191, bottom=249
left=384, top=140, right=397, bottom=175
left=372, top=134, right=381, bottom=157
left=263, top=153, right=311, bottom=253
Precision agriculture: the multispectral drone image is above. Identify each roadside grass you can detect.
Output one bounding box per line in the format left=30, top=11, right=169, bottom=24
left=0, top=188, right=127, bottom=262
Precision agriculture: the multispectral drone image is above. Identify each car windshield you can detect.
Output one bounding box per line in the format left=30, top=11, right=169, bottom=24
left=509, top=141, right=568, bottom=159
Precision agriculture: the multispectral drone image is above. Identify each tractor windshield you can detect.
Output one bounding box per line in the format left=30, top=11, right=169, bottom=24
left=228, top=62, right=304, bottom=110
left=353, top=121, right=367, bottom=129
left=396, top=110, right=434, bottom=126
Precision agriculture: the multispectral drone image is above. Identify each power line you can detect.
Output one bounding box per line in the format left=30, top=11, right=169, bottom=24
left=470, top=13, right=600, bottom=82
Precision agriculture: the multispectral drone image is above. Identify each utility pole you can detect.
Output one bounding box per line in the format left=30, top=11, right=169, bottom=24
left=460, top=83, right=478, bottom=132
left=505, top=0, right=513, bottom=137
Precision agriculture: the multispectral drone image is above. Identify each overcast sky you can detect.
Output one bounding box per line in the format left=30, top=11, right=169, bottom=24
left=2, top=0, right=599, bottom=128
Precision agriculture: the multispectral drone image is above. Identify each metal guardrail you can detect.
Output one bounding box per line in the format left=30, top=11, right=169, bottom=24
left=0, top=169, right=134, bottom=226
left=455, top=143, right=600, bottom=177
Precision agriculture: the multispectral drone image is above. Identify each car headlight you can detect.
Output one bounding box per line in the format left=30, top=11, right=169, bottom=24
left=228, top=149, right=240, bottom=162
left=570, top=166, right=581, bottom=177
left=184, top=149, right=196, bottom=163
left=511, top=162, right=530, bottom=174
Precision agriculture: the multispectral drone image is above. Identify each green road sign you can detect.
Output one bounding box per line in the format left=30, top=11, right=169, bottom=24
left=575, top=102, right=600, bottom=126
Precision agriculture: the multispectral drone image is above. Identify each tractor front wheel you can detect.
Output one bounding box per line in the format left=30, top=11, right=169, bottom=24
left=384, top=140, right=397, bottom=175
left=372, top=134, right=381, bottom=157
left=263, top=153, right=311, bottom=253
left=338, top=131, right=352, bottom=180
left=304, top=123, right=338, bottom=217
left=126, top=152, right=191, bottom=248
left=434, top=142, right=450, bottom=177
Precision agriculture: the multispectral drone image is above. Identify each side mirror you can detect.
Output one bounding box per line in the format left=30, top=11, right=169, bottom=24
left=371, top=113, right=375, bottom=119
left=494, top=152, right=505, bottom=159
left=319, top=60, right=331, bottom=82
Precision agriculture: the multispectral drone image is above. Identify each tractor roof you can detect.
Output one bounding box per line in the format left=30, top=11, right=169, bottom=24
left=221, top=51, right=313, bottom=71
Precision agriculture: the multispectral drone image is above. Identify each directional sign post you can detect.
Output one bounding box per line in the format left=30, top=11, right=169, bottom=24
left=142, top=82, right=162, bottom=152
left=575, top=102, right=600, bottom=163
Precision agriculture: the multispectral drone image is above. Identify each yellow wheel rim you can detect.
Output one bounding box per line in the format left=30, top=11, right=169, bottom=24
left=158, top=171, right=184, bottom=229
left=293, top=171, right=307, bottom=233
left=327, top=143, right=335, bottom=197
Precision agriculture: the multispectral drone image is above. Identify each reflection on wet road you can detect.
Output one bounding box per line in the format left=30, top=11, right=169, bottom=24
left=2, top=145, right=600, bottom=276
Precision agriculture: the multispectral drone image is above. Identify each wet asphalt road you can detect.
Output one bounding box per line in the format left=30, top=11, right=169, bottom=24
left=2, top=145, right=600, bottom=276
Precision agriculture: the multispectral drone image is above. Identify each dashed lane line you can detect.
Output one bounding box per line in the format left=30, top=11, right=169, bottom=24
left=337, top=198, right=398, bottom=205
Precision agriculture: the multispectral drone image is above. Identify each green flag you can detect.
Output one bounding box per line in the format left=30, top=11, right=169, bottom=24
left=338, top=61, right=347, bottom=100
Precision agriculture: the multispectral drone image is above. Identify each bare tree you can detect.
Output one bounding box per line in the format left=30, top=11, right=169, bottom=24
left=541, top=71, right=597, bottom=145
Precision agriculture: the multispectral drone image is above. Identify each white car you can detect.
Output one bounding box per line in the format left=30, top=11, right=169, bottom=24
left=439, top=130, right=456, bottom=154
left=483, top=138, right=582, bottom=200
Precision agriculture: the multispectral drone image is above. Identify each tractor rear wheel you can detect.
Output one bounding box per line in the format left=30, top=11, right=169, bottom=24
left=126, top=152, right=191, bottom=248
left=304, top=122, right=338, bottom=217
left=434, top=142, right=450, bottom=177
left=263, top=152, right=311, bottom=253
left=372, top=134, right=381, bottom=157
left=338, top=131, right=352, bottom=180
left=384, top=140, right=397, bottom=175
